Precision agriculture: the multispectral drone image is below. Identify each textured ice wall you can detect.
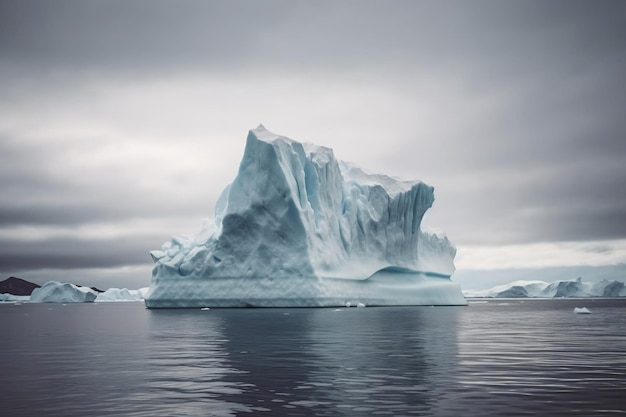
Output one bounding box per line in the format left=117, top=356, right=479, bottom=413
left=146, top=126, right=465, bottom=307
left=30, top=281, right=97, bottom=303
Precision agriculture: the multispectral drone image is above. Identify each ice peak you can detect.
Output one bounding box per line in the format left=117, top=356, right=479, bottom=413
left=249, top=124, right=289, bottom=144
left=249, top=126, right=422, bottom=196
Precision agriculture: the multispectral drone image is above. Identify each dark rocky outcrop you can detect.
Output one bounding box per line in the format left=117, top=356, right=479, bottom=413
left=0, top=277, right=41, bottom=296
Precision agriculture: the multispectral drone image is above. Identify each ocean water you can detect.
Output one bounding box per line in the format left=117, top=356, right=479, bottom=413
left=1, top=299, right=625, bottom=416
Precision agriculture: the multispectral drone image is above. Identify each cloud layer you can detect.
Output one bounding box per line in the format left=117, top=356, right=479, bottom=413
left=1, top=1, right=625, bottom=286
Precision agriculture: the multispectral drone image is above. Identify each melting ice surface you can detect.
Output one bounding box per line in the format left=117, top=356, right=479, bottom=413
left=145, top=125, right=466, bottom=307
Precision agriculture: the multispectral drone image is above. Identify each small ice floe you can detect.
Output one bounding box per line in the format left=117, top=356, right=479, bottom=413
left=574, top=307, right=591, bottom=314
left=345, top=302, right=352, bottom=308
left=357, top=302, right=366, bottom=308
left=200, top=307, right=210, bottom=311
left=334, top=309, right=342, bottom=311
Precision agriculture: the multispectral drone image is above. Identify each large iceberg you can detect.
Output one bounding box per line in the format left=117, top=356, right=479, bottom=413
left=145, top=125, right=466, bottom=307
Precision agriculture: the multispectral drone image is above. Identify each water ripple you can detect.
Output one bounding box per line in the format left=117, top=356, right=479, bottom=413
left=2, top=299, right=626, bottom=416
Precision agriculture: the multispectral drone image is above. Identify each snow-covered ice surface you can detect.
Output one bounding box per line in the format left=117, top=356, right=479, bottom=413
left=30, top=281, right=98, bottom=303
left=463, top=277, right=626, bottom=298
left=0, top=293, right=30, bottom=302
left=95, top=287, right=147, bottom=302
left=145, top=125, right=466, bottom=308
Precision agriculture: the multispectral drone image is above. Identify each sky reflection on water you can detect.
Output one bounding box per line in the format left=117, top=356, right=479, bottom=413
left=2, top=300, right=626, bottom=416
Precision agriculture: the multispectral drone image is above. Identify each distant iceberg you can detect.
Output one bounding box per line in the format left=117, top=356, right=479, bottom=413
left=463, top=277, right=626, bottom=298
left=145, top=125, right=466, bottom=308
left=0, top=293, right=30, bottom=302
left=95, top=287, right=148, bottom=302
left=4, top=280, right=149, bottom=303
left=30, top=281, right=98, bottom=303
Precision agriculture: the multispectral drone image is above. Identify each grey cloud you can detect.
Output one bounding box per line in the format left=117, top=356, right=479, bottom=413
left=583, top=245, right=615, bottom=255
left=0, top=203, right=202, bottom=228
left=385, top=41, right=626, bottom=245
left=0, top=0, right=295, bottom=76
left=0, top=133, right=214, bottom=227
left=2, top=0, right=624, bottom=80
left=0, top=167, right=210, bottom=229
left=424, top=157, right=626, bottom=245
left=1, top=0, right=625, bottom=285
left=522, top=203, right=626, bottom=243
left=0, top=236, right=157, bottom=270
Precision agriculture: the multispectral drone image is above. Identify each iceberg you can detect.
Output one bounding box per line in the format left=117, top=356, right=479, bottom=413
left=0, top=293, right=30, bottom=302
left=95, top=287, right=147, bottom=302
left=145, top=125, right=466, bottom=308
left=30, top=281, right=98, bottom=303
left=463, top=277, right=626, bottom=298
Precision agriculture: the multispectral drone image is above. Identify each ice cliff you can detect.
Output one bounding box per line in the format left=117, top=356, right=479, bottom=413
left=145, top=125, right=466, bottom=307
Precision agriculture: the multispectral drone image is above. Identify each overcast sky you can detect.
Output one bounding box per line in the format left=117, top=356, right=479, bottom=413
left=1, top=0, right=625, bottom=290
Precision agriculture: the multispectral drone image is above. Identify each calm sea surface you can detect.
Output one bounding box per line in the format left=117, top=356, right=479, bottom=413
left=2, top=299, right=625, bottom=416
